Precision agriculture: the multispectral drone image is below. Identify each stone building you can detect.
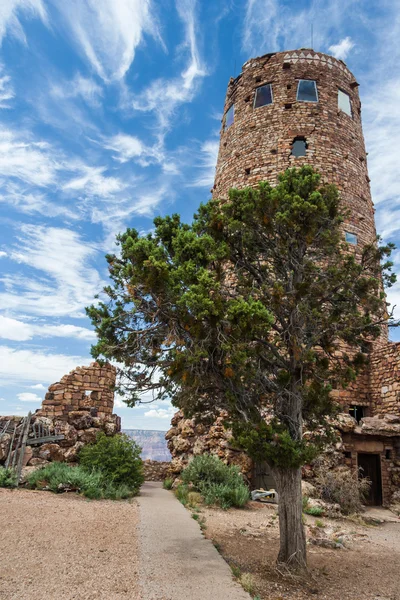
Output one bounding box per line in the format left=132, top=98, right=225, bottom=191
left=167, top=49, right=400, bottom=506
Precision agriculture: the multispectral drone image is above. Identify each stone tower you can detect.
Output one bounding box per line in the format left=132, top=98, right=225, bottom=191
left=167, top=50, right=400, bottom=507
left=213, top=49, right=380, bottom=290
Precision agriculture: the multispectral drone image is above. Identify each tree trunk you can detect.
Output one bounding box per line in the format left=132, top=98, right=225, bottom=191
left=272, top=466, right=307, bottom=570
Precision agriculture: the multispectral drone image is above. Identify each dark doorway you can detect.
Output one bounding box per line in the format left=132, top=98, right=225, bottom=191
left=358, top=453, right=382, bottom=506
left=253, top=461, right=276, bottom=490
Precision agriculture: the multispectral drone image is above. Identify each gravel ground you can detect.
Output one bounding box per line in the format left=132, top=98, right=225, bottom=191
left=0, top=488, right=140, bottom=600
left=201, top=501, right=400, bottom=600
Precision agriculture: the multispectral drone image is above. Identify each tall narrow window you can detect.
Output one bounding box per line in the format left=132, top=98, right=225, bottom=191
left=254, top=84, right=273, bottom=108
left=297, top=80, right=318, bottom=102
left=338, top=89, right=352, bottom=116
left=224, top=104, right=234, bottom=129
left=291, top=137, right=307, bottom=157
left=345, top=231, right=358, bottom=245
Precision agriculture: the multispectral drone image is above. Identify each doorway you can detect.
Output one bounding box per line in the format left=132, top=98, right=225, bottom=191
left=358, top=453, right=382, bottom=506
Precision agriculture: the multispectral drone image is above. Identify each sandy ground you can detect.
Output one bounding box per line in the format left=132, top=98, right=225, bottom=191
left=201, top=501, right=400, bottom=600
left=0, top=488, right=140, bottom=600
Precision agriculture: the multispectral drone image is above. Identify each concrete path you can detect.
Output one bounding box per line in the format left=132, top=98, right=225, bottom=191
left=137, top=482, right=250, bottom=600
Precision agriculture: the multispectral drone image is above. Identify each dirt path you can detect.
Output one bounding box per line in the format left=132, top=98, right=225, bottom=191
left=137, top=482, right=250, bottom=600
left=0, top=488, right=140, bottom=600
left=201, top=501, right=400, bottom=600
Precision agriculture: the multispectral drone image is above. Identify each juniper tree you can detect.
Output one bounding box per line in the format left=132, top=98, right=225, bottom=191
left=87, top=166, right=396, bottom=570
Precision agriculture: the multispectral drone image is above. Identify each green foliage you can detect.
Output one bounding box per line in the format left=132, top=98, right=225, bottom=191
left=0, top=467, right=17, bottom=488
left=163, top=477, right=174, bottom=490
left=230, top=565, right=242, bottom=578
left=175, top=483, right=189, bottom=506
left=26, top=462, right=133, bottom=500
left=180, top=455, right=249, bottom=509
left=87, top=166, right=397, bottom=472
left=79, top=432, right=144, bottom=494
left=315, top=519, right=325, bottom=528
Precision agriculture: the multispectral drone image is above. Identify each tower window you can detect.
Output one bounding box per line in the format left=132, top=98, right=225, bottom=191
left=345, top=231, right=358, bottom=245
left=297, top=80, right=318, bottom=102
left=254, top=84, right=273, bottom=109
left=224, top=104, right=234, bottom=129
left=338, top=89, right=352, bottom=116
left=291, top=137, right=307, bottom=157
left=349, top=405, right=365, bottom=424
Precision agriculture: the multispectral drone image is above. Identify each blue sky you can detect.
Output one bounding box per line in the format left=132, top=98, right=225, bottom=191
left=0, top=0, right=399, bottom=430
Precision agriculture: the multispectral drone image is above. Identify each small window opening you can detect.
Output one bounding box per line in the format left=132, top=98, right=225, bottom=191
left=297, top=79, right=318, bottom=102
left=255, top=75, right=262, bottom=83
left=283, top=62, right=291, bottom=69
left=224, top=104, right=234, bottom=129
left=344, top=451, right=352, bottom=459
left=349, top=405, right=365, bottom=424
left=385, top=449, right=392, bottom=460
left=244, top=95, right=251, bottom=103
left=84, top=390, right=93, bottom=396
left=287, top=84, right=292, bottom=90
left=291, top=137, right=307, bottom=157
left=284, top=103, right=292, bottom=110
left=345, top=231, right=358, bottom=245
left=254, top=83, right=273, bottom=109
left=338, top=89, right=352, bottom=116
left=245, top=168, right=251, bottom=175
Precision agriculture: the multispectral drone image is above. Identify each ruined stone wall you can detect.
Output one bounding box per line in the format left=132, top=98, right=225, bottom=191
left=1, top=362, right=121, bottom=466
left=37, top=362, right=116, bottom=421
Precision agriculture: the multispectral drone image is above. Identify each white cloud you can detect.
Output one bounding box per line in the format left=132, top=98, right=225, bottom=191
left=144, top=407, right=175, bottom=419
left=188, top=139, right=219, bottom=187
left=50, top=0, right=163, bottom=82
left=30, top=383, right=45, bottom=390
left=0, top=345, right=89, bottom=385
left=50, top=73, right=103, bottom=107
left=102, top=133, right=164, bottom=167
left=0, top=0, right=47, bottom=45
left=132, top=0, right=206, bottom=134
left=17, top=392, right=42, bottom=403
left=0, top=64, right=14, bottom=108
left=0, top=251, right=7, bottom=258
left=0, top=315, right=96, bottom=341
left=0, top=127, right=60, bottom=187
left=0, top=225, right=103, bottom=318
left=329, top=37, right=355, bottom=61
left=63, top=165, right=126, bottom=198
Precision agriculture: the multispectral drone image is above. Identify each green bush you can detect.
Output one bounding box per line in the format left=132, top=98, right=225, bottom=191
left=0, top=467, right=17, bottom=488
left=304, top=505, right=324, bottom=517
left=79, top=432, right=144, bottom=494
left=26, top=462, right=134, bottom=500
left=181, top=455, right=249, bottom=509
left=163, top=478, right=174, bottom=490
left=175, top=483, right=190, bottom=505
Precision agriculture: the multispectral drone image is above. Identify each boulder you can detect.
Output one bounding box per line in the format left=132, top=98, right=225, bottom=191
left=38, top=443, right=65, bottom=462
left=77, top=428, right=98, bottom=444
left=63, top=442, right=84, bottom=462
left=302, top=480, right=317, bottom=498
left=334, top=413, right=357, bottom=433
left=68, top=411, right=94, bottom=430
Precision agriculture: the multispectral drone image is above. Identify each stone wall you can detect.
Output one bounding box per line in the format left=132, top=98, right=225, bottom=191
left=369, top=342, right=400, bottom=415
left=0, top=362, right=121, bottom=466
left=143, top=460, right=171, bottom=482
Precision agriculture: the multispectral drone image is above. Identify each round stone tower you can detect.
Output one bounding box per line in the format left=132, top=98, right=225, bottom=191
left=213, top=49, right=377, bottom=253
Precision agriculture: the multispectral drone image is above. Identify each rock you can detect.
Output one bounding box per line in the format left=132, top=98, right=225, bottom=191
left=63, top=442, right=84, bottom=462
left=143, top=460, right=171, bottom=481
left=104, top=422, right=117, bottom=436
left=29, top=457, right=50, bottom=467
left=38, top=443, right=65, bottom=462
left=68, top=411, right=94, bottom=430
left=309, top=537, right=344, bottom=550
left=0, top=433, right=11, bottom=461
left=77, top=428, right=99, bottom=444
left=22, top=446, right=33, bottom=467
left=360, top=414, right=400, bottom=436
left=334, top=412, right=357, bottom=432
left=307, top=498, right=342, bottom=518
left=171, top=437, right=191, bottom=453
left=302, top=480, right=317, bottom=498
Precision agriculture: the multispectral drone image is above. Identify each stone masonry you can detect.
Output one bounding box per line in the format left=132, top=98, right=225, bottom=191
left=166, top=49, right=400, bottom=506
left=0, top=362, right=121, bottom=467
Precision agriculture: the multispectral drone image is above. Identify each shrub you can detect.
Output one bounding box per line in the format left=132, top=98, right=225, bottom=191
left=26, top=462, right=136, bottom=500
left=181, top=455, right=249, bottom=509
left=0, top=467, right=17, bottom=488
left=163, top=478, right=174, bottom=490
left=175, top=483, right=189, bottom=505
left=79, top=432, right=144, bottom=494
left=315, top=465, right=371, bottom=514
left=240, top=573, right=255, bottom=595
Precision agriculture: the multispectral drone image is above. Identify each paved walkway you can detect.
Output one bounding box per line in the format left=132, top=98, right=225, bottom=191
left=137, top=482, right=250, bottom=600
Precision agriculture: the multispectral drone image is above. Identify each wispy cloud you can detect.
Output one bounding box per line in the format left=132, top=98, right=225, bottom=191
left=144, top=406, right=175, bottom=419
left=50, top=0, right=163, bottom=82
left=329, top=37, right=355, bottom=60
left=187, top=139, right=219, bottom=188
left=17, top=392, right=42, bottom=402
left=0, top=225, right=103, bottom=318
left=0, top=345, right=88, bottom=385
left=0, top=63, right=14, bottom=107
left=131, top=0, right=206, bottom=135
left=0, top=315, right=96, bottom=341
left=50, top=73, right=103, bottom=108
left=0, top=0, right=47, bottom=45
